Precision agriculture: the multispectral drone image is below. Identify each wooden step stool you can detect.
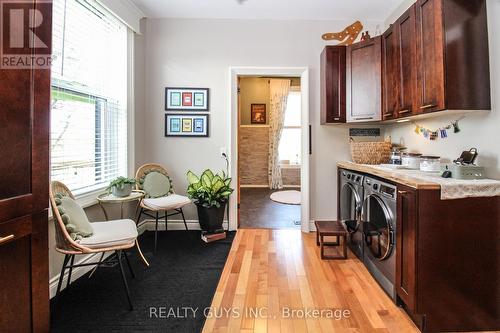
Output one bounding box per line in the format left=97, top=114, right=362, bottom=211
left=315, top=221, right=348, bottom=260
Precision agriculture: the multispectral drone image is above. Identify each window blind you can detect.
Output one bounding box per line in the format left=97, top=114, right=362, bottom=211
left=51, top=0, right=128, bottom=194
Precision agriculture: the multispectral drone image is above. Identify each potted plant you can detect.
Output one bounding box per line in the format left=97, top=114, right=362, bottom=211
left=186, top=169, right=233, bottom=232
left=107, top=176, right=136, bottom=197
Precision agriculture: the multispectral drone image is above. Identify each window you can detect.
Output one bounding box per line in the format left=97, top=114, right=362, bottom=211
left=51, top=0, right=128, bottom=194
left=279, top=89, right=302, bottom=165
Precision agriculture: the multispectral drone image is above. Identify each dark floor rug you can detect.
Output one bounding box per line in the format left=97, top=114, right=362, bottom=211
left=50, top=230, right=235, bottom=333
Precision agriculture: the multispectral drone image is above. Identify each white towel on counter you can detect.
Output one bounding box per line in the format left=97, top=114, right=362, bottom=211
left=372, top=166, right=500, bottom=200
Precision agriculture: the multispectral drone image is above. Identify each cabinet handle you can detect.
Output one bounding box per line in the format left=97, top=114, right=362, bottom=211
left=333, top=117, right=340, bottom=121
left=354, top=117, right=374, bottom=121
left=420, top=104, right=437, bottom=109
left=383, top=112, right=393, bottom=117
left=0, top=234, right=14, bottom=245
left=398, top=109, right=411, bottom=114
left=398, top=190, right=408, bottom=195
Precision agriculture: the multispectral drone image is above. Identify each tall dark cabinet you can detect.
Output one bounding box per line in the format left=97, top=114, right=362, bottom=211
left=346, top=36, right=382, bottom=122
left=382, top=25, right=399, bottom=121
left=395, top=5, right=418, bottom=117
left=415, top=0, right=491, bottom=112
left=383, top=4, right=418, bottom=121
left=0, top=0, right=52, bottom=332
left=320, top=46, right=346, bottom=124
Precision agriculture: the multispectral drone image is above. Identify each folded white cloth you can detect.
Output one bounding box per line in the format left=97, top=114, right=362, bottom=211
left=143, top=194, right=191, bottom=210
left=79, top=219, right=138, bottom=249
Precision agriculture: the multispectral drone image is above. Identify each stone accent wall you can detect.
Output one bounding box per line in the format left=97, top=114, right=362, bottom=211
left=239, top=126, right=269, bottom=185
left=281, top=167, right=301, bottom=186
left=239, top=126, right=301, bottom=187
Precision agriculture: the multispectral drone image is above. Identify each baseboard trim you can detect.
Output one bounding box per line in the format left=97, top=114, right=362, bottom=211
left=240, top=184, right=268, bottom=188
left=49, top=219, right=229, bottom=299
left=137, top=219, right=229, bottom=231
left=49, top=252, right=113, bottom=298
left=240, top=185, right=301, bottom=188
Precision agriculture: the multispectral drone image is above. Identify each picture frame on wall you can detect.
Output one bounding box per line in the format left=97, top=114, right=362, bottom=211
left=251, top=104, right=266, bottom=124
left=165, top=87, right=209, bottom=111
left=165, top=114, right=209, bottom=137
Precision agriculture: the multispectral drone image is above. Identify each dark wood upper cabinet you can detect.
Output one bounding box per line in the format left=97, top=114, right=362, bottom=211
left=0, top=0, right=52, bottom=331
left=415, top=0, right=490, bottom=113
left=346, top=36, right=382, bottom=122
left=320, top=46, right=346, bottom=124
left=396, top=5, right=418, bottom=117
left=415, top=0, right=446, bottom=113
left=382, top=26, right=399, bottom=121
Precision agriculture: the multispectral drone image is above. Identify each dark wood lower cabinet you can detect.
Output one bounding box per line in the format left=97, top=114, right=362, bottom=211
left=0, top=234, right=32, bottom=332
left=396, top=186, right=500, bottom=332
left=396, top=185, right=417, bottom=311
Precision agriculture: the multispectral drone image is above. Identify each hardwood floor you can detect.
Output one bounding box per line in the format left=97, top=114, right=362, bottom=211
left=203, top=229, right=419, bottom=333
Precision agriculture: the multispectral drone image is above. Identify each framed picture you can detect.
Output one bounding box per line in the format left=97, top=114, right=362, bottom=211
left=251, top=104, right=267, bottom=124
left=182, top=118, right=192, bottom=132
left=165, top=114, right=209, bottom=137
left=165, top=87, right=209, bottom=111
left=182, top=92, right=192, bottom=106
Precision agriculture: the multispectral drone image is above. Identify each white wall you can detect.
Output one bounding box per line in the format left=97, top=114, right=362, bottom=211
left=384, top=0, right=500, bottom=179
left=139, top=18, right=382, bottom=224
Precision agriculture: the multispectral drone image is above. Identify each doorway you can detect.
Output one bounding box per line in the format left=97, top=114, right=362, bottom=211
left=228, top=67, right=310, bottom=232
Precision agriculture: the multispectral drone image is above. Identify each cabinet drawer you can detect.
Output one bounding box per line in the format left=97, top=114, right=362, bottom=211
left=0, top=215, right=32, bottom=247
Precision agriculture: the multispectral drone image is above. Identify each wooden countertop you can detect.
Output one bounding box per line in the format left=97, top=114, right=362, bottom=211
left=337, top=161, right=441, bottom=190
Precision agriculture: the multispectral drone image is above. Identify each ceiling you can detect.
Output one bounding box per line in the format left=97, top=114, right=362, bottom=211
left=131, top=0, right=405, bottom=22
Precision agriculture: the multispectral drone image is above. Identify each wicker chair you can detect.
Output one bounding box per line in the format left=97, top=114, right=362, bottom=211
left=135, top=163, right=191, bottom=254
left=50, top=181, right=137, bottom=310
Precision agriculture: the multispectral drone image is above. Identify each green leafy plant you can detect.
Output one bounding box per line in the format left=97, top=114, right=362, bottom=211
left=186, top=169, right=233, bottom=208
left=106, top=176, right=136, bottom=192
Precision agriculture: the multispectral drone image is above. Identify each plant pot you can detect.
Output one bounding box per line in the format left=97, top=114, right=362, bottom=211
left=196, top=202, right=226, bottom=232
left=112, top=184, right=133, bottom=197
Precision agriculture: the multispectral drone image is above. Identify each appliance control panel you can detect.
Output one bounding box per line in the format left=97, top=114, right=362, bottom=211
left=364, top=177, right=397, bottom=200
left=342, top=170, right=364, bottom=185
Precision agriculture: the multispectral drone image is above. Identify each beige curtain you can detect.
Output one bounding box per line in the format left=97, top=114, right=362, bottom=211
left=268, top=79, right=291, bottom=189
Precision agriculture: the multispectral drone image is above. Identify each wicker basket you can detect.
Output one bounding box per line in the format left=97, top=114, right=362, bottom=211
left=349, top=138, right=392, bottom=165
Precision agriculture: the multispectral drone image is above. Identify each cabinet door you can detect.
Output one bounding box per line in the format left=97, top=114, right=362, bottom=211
left=415, top=0, right=445, bottom=113
left=346, top=37, right=382, bottom=122
left=320, top=46, right=346, bottom=123
left=396, top=5, right=418, bottom=117
left=382, top=26, right=399, bottom=121
left=396, top=185, right=417, bottom=312
left=0, top=0, right=51, bottom=331
left=0, top=2, right=51, bottom=223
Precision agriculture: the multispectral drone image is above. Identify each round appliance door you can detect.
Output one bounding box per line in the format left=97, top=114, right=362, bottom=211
left=362, top=194, right=394, bottom=260
left=340, top=183, right=362, bottom=233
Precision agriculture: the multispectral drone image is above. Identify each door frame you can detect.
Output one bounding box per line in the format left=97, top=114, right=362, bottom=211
left=228, top=67, right=310, bottom=232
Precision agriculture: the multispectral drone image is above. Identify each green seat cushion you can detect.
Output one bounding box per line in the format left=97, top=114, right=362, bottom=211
left=54, top=194, right=93, bottom=240
left=142, top=171, right=172, bottom=198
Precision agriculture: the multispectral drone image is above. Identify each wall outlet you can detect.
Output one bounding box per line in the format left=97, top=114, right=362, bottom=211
left=220, top=147, right=227, bottom=157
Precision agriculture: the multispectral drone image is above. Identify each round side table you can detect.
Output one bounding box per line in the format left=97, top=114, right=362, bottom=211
left=97, top=190, right=150, bottom=267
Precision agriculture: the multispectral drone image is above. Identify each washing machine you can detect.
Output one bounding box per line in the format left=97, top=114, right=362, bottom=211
left=338, top=169, right=364, bottom=259
left=361, top=176, right=397, bottom=300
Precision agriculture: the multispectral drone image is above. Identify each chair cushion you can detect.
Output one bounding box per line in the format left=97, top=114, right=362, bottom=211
left=143, top=171, right=171, bottom=198
left=143, top=194, right=191, bottom=211
left=54, top=194, right=93, bottom=240
left=79, top=219, right=138, bottom=249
